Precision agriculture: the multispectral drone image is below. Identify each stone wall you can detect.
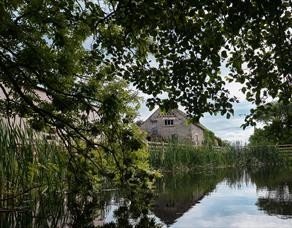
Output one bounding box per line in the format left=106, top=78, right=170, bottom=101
left=190, top=124, right=204, bottom=145
left=141, top=109, right=205, bottom=144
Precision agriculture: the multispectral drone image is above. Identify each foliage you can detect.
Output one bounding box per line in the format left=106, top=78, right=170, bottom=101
left=246, top=145, right=284, bottom=166
left=117, top=0, right=291, bottom=123
left=1, top=1, right=291, bottom=181
left=203, top=129, right=216, bottom=146
left=0, top=120, right=161, bottom=227
left=249, top=102, right=292, bottom=145
left=0, top=120, right=157, bottom=199
left=249, top=128, right=279, bottom=145
left=0, top=0, right=157, bottom=183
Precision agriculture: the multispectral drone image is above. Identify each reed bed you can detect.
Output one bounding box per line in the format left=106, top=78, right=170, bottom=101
left=148, top=141, right=286, bottom=172
left=0, top=121, right=117, bottom=226
left=0, top=121, right=68, bottom=205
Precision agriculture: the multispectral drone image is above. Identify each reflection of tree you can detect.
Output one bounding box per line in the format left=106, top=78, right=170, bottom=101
left=0, top=184, right=163, bottom=227
left=224, top=169, right=249, bottom=189
left=101, top=187, right=163, bottom=228
left=250, top=167, right=292, bottom=219
left=0, top=187, right=114, bottom=227
left=249, top=167, right=292, bottom=189
left=257, top=184, right=292, bottom=219
left=152, top=170, right=233, bottom=226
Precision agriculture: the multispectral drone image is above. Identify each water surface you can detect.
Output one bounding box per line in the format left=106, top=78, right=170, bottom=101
left=1, top=167, right=292, bottom=227
left=151, top=168, right=292, bottom=227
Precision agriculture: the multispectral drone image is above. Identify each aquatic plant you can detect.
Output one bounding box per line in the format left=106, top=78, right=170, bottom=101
left=148, top=140, right=288, bottom=172
left=0, top=121, right=68, bottom=203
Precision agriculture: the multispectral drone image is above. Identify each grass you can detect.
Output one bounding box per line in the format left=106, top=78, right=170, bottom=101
left=148, top=140, right=287, bottom=172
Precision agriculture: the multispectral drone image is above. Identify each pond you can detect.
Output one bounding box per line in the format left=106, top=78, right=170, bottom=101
left=152, top=168, right=292, bottom=228
left=1, top=167, right=292, bottom=227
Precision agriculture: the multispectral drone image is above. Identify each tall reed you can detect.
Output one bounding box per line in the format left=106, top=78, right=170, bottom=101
left=148, top=140, right=286, bottom=172
left=0, top=121, right=119, bottom=226
left=0, top=121, right=68, bottom=204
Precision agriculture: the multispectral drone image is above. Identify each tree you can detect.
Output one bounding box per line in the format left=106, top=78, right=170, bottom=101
left=0, top=0, right=156, bottom=185
left=105, top=0, right=291, bottom=124
left=0, top=1, right=291, bottom=181
left=249, top=102, right=292, bottom=145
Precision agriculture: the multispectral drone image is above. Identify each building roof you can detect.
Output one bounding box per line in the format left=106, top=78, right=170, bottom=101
left=142, top=108, right=207, bottom=130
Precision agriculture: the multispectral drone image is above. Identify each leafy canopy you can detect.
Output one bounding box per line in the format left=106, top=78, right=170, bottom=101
left=0, top=0, right=291, bottom=178
left=249, top=102, right=292, bottom=145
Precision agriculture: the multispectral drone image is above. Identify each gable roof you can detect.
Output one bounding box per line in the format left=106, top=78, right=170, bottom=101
left=142, top=108, right=207, bottom=130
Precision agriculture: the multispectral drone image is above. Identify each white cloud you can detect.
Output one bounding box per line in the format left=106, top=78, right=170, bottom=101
left=171, top=182, right=292, bottom=228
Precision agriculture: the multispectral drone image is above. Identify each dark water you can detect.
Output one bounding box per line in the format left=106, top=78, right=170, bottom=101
left=1, top=167, right=292, bottom=227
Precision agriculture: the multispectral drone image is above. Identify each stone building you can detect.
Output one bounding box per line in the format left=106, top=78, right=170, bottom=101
left=140, top=108, right=207, bottom=145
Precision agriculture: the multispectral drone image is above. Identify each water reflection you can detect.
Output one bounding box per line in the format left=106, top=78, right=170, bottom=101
left=1, top=167, right=292, bottom=227
left=0, top=189, right=113, bottom=227
left=152, top=171, right=224, bottom=226
left=252, top=167, right=292, bottom=219
left=153, top=168, right=292, bottom=227
left=0, top=185, right=161, bottom=227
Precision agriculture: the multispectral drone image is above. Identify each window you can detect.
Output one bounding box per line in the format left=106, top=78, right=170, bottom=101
left=164, top=119, right=174, bottom=126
